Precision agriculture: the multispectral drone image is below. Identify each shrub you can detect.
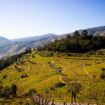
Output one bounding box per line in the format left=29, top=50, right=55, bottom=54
left=1, top=86, right=11, bottom=98
left=0, top=84, right=17, bottom=98
left=69, top=82, right=82, bottom=94
left=101, top=68, right=105, bottom=72
left=11, top=84, right=17, bottom=97
left=69, top=82, right=82, bottom=103
left=100, top=72, right=105, bottom=79
left=55, top=82, right=66, bottom=88
left=21, top=74, right=28, bottom=78
left=0, top=85, right=3, bottom=97
left=2, top=75, right=7, bottom=79
left=100, top=68, right=105, bottom=80
left=14, top=65, right=22, bottom=72
left=29, top=89, right=37, bottom=96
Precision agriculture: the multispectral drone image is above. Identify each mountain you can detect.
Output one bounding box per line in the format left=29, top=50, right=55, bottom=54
left=0, top=34, right=57, bottom=57
left=0, top=26, right=105, bottom=57
left=59, top=26, right=105, bottom=38
left=86, top=26, right=105, bottom=36
left=0, top=37, right=11, bottom=58
left=0, top=36, right=10, bottom=47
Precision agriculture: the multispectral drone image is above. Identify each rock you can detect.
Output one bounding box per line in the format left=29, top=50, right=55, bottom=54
left=2, top=75, right=7, bottom=79
left=21, top=74, right=28, bottom=78
left=56, top=67, right=62, bottom=73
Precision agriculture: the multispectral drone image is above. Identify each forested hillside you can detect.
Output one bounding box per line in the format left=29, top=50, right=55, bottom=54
left=38, top=30, right=105, bottom=53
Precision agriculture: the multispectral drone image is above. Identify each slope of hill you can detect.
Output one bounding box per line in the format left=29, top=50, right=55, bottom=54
left=0, top=34, right=57, bottom=57
left=0, top=36, right=10, bottom=45
left=1, top=26, right=105, bottom=57
left=87, top=26, right=105, bottom=36
left=59, top=26, right=105, bottom=38
left=0, top=37, right=11, bottom=58
left=0, top=50, right=105, bottom=104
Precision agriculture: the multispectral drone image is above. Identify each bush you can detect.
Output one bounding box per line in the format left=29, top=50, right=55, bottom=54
left=11, top=84, right=17, bottom=97
left=21, top=74, right=28, bottom=78
left=0, top=84, right=17, bottom=98
left=100, top=69, right=105, bottom=80
left=2, top=75, right=7, bottom=79
left=1, top=86, right=11, bottom=98
left=100, top=72, right=105, bottom=79
left=0, top=85, right=3, bottom=97
left=69, top=82, right=82, bottom=94
left=29, top=89, right=37, bottom=96
left=69, top=82, right=82, bottom=103
left=55, top=82, right=66, bottom=88
left=101, top=68, right=105, bottom=72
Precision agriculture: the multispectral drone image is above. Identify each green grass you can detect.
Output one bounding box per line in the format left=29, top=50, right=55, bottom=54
left=0, top=51, right=105, bottom=104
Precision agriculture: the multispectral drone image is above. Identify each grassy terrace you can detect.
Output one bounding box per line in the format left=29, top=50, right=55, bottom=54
left=0, top=51, right=105, bottom=104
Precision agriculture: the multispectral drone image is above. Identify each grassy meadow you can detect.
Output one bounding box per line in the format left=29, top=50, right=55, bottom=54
left=0, top=50, right=105, bottom=104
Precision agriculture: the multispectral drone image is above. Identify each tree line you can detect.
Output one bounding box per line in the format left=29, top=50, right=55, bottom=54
left=38, top=30, right=105, bottom=53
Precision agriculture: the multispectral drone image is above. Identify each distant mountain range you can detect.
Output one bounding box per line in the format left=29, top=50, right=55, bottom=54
left=0, top=26, right=105, bottom=57
left=0, top=34, right=57, bottom=57
left=82, top=26, right=105, bottom=36
left=60, top=26, right=105, bottom=37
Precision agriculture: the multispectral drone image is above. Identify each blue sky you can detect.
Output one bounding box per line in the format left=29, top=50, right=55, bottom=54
left=0, top=0, right=105, bottom=39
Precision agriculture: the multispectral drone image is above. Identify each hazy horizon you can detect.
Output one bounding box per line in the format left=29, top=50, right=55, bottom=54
left=0, top=0, right=105, bottom=39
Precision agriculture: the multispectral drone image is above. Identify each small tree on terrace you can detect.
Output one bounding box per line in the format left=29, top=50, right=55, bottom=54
left=11, top=84, right=17, bottom=97
left=69, top=82, right=82, bottom=103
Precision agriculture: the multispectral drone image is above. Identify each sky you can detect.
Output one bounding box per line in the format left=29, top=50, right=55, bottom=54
left=0, top=0, right=105, bottom=39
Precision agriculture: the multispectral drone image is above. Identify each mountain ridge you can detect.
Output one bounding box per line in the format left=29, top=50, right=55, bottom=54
left=0, top=26, right=105, bottom=57
left=0, top=34, right=57, bottom=57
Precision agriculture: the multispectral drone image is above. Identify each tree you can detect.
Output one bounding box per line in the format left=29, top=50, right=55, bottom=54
left=73, top=31, right=80, bottom=37
left=2, top=86, right=11, bottom=98
left=81, top=30, right=88, bottom=37
left=100, top=68, right=105, bottom=80
left=67, top=34, right=71, bottom=39
left=29, top=89, right=37, bottom=96
left=38, top=32, right=105, bottom=53
left=11, top=84, right=17, bottom=97
left=69, top=82, right=82, bottom=103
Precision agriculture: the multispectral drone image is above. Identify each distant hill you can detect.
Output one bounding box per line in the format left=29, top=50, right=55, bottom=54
left=59, top=26, right=105, bottom=38
left=0, top=34, right=57, bottom=57
left=0, top=26, right=105, bottom=57
left=39, top=26, right=105, bottom=53
left=0, top=36, right=10, bottom=47
left=0, top=37, right=11, bottom=58
left=86, top=26, right=105, bottom=36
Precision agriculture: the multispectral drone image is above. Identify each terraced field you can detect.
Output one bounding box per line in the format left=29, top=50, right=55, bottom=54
left=0, top=51, right=105, bottom=105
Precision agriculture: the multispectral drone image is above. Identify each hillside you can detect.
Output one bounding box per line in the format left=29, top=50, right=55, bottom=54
left=0, top=37, right=11, bottom=58
left=0, top=36, right=9, bottom=45
left=0, top=34, right=57, bottom=57
left=1, top=26, right=105, bottom=57
left=58, top=26, right=105, bottom=38
left=87, top=26, right=105, bottom=36
left=0, top=50, right=105, bottom=104
left=39, top=30, right=105, bottom=53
